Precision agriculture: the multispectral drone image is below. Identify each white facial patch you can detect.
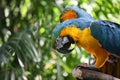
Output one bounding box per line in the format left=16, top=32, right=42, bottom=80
left=55, top=36, right=69, bottom=49
left=62, top=36, right=69, bottom=44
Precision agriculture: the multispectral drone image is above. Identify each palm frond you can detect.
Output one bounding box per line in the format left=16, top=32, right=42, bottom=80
left=0, top=31, right=40, bottom=80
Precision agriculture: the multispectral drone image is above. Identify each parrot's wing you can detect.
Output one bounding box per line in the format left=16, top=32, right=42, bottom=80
left=90, top=20, right=120, bottom=55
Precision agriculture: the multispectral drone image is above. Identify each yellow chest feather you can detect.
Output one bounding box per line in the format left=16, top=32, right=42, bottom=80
left=78, top=27, right=102, bottom=53
left=60, top=26, right=101, bottom=55
left=60, top=26, right=109, bottom=68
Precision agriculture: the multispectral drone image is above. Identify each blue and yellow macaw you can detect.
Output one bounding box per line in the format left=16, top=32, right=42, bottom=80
left=52, top=6, right=120, bottom=69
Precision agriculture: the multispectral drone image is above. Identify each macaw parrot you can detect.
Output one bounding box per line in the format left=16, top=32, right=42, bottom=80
left=52, top=6, right=120, bottom=69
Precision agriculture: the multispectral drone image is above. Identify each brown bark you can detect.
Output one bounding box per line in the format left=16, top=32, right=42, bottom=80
left=72, top=67, right=120, bottom=80
left=100, top=60, right=120, bottom=78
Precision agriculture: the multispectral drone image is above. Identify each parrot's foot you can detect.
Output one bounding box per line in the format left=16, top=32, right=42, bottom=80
left=107, top=54, right=120, bottom=64
left=72, top=68, right=82, bottom=80
left=75, top=63, right=101, bottom=72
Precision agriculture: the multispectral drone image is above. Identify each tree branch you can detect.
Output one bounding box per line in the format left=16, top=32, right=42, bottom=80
left=72, top=67, right=120, bottom=80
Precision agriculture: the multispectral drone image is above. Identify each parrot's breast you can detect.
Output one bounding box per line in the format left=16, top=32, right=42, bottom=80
left=76, top=27, right=102, bottom=55
left=60, top=26, right=109, bottom=68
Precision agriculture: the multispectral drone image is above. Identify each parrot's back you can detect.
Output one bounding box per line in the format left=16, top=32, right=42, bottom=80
left=90, top=20, right=120, bottom=56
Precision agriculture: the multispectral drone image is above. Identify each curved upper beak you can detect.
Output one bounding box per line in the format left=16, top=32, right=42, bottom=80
left=53, top=36, right=75, bottom=54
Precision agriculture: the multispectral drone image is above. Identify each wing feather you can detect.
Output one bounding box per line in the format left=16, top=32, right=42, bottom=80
left=90, top=20, right=120, bottom=55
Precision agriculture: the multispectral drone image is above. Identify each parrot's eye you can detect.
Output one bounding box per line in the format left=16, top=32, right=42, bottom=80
left=54, top=36, right=74, bottom=54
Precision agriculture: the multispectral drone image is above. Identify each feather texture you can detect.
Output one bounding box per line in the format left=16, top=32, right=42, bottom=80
left=63, top=6, right=94, bottom=20
left=90, top=20, right=120, bottom=56
left=52, top=18, right=92, bottom=38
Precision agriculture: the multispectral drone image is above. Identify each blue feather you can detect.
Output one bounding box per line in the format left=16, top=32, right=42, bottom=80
left=52, top=18, right=93, bottom=38
left=90, top=20, right=120, bottom=55
left=64, top=6, right=94, bottom=20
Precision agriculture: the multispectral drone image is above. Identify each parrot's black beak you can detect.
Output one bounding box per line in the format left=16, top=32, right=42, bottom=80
left=53, top=36, right=75, bottom=54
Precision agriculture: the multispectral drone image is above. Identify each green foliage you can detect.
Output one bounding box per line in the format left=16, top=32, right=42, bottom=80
left=0, top=0, right=120, bottom=80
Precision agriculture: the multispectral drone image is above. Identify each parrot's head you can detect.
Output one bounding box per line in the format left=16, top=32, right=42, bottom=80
left=60, top=6, right=94, bottom=22
left=52, top=17, right=93, bottom=54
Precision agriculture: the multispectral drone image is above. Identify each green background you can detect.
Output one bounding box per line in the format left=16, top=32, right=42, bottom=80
left=0, top=0, right=120, bottom=80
